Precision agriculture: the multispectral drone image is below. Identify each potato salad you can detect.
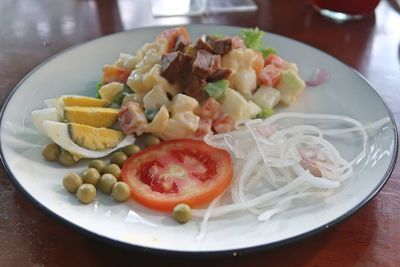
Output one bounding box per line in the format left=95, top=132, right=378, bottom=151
left=100, top=26, right=306, bottom=141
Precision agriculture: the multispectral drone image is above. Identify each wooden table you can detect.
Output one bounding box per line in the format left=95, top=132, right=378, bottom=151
left=1, top=0, right=399, bottom=266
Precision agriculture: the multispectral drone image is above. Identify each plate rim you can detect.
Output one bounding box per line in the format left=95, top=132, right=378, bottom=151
left=0, top=24, right=398, bottom=257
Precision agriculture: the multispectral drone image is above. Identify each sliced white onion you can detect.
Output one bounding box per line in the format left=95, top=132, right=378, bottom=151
left=194, top=113, right=390, bottom=239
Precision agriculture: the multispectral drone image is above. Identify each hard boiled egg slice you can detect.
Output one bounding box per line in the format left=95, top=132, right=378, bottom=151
left=42, top=121, right=135, bottom=160
left=31, top=107, right=62, bottom=134
left=45, top=95, right=109, bottom=116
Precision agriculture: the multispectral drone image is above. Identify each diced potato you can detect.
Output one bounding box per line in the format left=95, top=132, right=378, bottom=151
left=170, top=94, right=199, bottom=115
left=131, top=39, right=167, bottom=71
left=123, top=37, right=170, bottom=94
left=142, top=64, right=161, bottom=90
left=172, top=112, right=200, bottom=132
left=114, top=53, right=137, bottom=71
left=277, top=69, right=306, bottom=105
left=221, top=88, right=252, bottom=121
left=143, top=85, right=171, bottom=110
left=146, top=105, right=169, bottom=135
left=222, top=48, right=258, bottom=72
left=160, top=119, right=192, bottom=140
left=127, top=69, right=148, bottom=93
left=136, top=40, right=167, bottom=63
left=252, top=86, right=281, bottom=109
left=127, top=64, right=180, bottom=97
left=248, top=100, right=262, bottom=117
left=136, top=50, right=161, bottom=73
left=230, top=69, right=257, bottom=95
left=221, top=48, right=260, bottom=95
left=98, top=82, right=124, bottom=102
left=143, top=64, right=180, bottom=96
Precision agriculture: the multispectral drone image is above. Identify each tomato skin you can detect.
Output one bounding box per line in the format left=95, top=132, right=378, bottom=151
left=121, top=139, right=233, bottom=212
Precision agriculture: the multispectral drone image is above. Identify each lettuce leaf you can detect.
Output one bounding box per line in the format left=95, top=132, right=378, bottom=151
left=240, top=27, right=277, bottom=58
left=255, top=107, right=274, bottom=119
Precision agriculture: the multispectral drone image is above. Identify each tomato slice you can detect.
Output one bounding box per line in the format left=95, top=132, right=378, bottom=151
left=121, top=139, right=233, bottom=211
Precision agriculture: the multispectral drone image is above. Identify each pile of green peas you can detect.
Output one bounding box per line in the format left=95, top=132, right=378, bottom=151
left=61, top=143, right=141, bottom=204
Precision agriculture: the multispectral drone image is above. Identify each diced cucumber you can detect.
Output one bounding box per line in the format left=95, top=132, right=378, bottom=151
left=277, top=69, right=305, bottom=105
left=252, top=86, right=281, bottom=109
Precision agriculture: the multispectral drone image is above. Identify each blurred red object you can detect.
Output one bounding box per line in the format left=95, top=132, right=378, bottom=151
left=312, top=0, right=380, bottom=18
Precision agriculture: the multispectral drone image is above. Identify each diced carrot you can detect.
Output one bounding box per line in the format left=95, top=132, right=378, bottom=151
left=102, top=65, right=131, bottom=84
left=157, top=26, right=191, bottom=53
left=213, top=114, right=235, bottom=134
left=197, top=97, right=221, bottom=121
left=231, top=36, right=245, bottom=49
left=265, top=54, right=285, bottom=68
left=193, top=118, right=212, bottom=139
left=258, top=64, right=282, bottom=87
left=252, top=51, right=264, bottom=74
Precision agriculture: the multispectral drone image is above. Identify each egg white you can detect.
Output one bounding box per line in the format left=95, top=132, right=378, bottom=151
left=44, top=95, right=75, bottom=116
left=31, top=107, right=62, bottom=133
left=42, top=121, right=135, bottom=160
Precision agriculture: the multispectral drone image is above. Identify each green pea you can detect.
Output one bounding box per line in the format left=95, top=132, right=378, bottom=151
left=122, top=144, right=140, bottom=157
left=76, top=184, right=96, bottom=204
left=42, top=143, right=61, bottom=161
left=98, top=174, right=118, bottom=194
left=82, top=168, right=101, bottom=185
left=102, top=164, right=121, bottom=179
left=88, top=159, right=107, bottom=174
left=110, top=152, right=128, bottom=167
left=172, top=203, right=192, bottom=224
left=63, top=172, right=82, bottom=193
left=144, top=134, right=160, bottom=147
left=58, top=150, right=76, bottom=166
left=111, top=182, right=131, bottom=202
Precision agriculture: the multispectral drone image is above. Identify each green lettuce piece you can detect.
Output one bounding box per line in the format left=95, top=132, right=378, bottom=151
left=95, top=81, right=103, bottom=98
left=255, top=107, right=274, bottom=119
left=204, top=80, right=228, bottom=100
left=96, top=81, right=103, bottom=90
left=240, top=27, right=277, bottom=57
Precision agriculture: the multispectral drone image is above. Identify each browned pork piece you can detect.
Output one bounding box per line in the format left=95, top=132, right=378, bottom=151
left=207, top=68, right=232, bottom=82
left=182, top=73, right=207, bottom=102
left=194, top=35, right=233, bottom=55
left=174, top=34, right=190, bottom=52
left=160, top=35, right=232, bottom=102
left=160, top=51, right=193, bottom=84
left=192, top=50, right=221, bottom=79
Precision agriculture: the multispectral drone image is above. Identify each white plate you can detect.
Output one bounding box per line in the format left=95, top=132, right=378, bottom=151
left=0, top=25, right=397, bottom=255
